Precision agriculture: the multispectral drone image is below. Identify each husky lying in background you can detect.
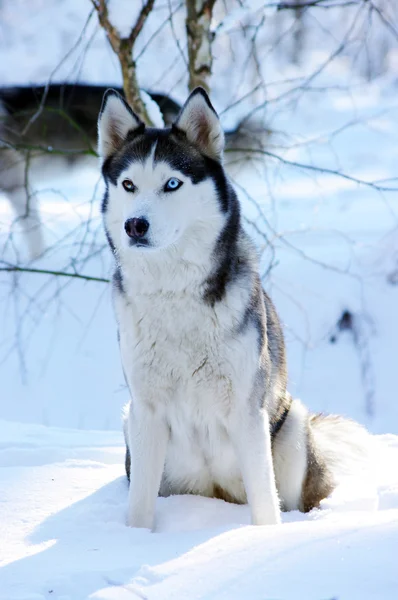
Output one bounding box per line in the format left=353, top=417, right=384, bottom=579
left=97, top=87, right=370, bottom=529
left=0, top=84, right=181, bottom=259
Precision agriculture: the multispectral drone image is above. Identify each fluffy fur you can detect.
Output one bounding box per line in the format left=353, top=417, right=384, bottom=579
left=98, top=87, right=371, bottom=530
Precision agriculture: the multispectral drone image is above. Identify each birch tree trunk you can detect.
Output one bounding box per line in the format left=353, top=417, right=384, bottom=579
left=186, top=0, right=216, bottom=92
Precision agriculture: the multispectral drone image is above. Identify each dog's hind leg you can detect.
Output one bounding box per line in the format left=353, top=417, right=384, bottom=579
left=274, top=401, right=371, bottom=513
left=272, top=398, right=309, bottom=511
left=0, top=147, right=44, bottom=260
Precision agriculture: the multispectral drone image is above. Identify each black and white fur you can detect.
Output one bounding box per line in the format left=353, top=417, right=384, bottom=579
left=98, top=87, right=370, bottom=529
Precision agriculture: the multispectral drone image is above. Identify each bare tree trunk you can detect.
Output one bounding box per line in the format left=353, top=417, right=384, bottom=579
left=186, top=0, right=216, bottom=92
left=91, top=0, right=155, bottom=125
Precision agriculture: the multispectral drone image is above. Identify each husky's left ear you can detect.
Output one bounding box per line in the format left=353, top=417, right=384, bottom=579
left=174, top=88, right=225, bottom=162
left=98, top=89, right=144, bottom=162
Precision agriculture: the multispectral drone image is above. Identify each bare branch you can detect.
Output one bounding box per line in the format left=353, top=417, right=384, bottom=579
left=127, top=0, right=156, bottom=46
left=91, top=0, right=155, bottom=124
left=226, top=147, right=398, bottom=193
left=136, top=2, right=184, bottom=62
left=269, top=0, right=360, bottom=8
left=21, top=8, right=96, bottom=135
left=369, top=0, right=398, bottom=42
left=0, top=265, right=109, bottom=284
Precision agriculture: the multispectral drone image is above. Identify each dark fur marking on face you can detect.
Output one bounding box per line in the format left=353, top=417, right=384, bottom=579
left=113, top=265, right=125, bottom=295
left=101, top=126, right=230, bottom=195
left=101, top=187, right=109, bottom=214
left=101, top=189, right=116, bottom=254
left=102, top=150, right=137, bottom=187
left=100, top=188, right=117, bottom=253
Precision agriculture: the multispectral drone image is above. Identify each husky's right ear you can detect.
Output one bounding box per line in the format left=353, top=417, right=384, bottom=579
left=98, top=90, right=144, bottom=162
left=174, top=87, right=224, bottom=162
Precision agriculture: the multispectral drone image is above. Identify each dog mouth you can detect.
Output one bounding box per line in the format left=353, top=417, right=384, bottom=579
left=129, top=238, right=150, bottom=248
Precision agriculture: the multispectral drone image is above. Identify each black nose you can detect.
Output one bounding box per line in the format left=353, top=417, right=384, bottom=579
left=124, top=217, right=150, bottom=239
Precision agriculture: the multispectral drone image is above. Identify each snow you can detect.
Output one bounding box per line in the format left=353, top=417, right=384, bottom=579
left=141, top=90, right=165, bottom=128
left=1, top=0, right=398, bottom=597
left=1, top=420, right=398, bottom=600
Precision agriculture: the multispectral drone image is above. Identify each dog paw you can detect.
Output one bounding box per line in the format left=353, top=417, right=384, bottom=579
left=252, top=509, right=281, bottom=526
left=126, top=512, right=154, bottom=530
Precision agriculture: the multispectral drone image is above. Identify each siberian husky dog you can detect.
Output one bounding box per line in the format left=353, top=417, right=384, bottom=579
left=98, top=87, right=370, bottom=529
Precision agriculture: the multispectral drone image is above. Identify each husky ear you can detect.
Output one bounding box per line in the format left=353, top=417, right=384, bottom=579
left=174, top=88, right=224, bottom=162
left=98, top=89, right=144, bottom=162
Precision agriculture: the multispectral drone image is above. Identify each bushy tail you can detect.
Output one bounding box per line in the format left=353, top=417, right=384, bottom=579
left=309, top=413, right=373, bottom=484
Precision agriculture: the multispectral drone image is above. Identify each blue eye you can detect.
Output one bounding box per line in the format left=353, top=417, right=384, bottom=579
left=164, top=177, right=182, bottom=192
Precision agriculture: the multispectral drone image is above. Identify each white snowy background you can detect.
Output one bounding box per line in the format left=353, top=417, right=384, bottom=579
left=0, top=1, right=398, bottom=598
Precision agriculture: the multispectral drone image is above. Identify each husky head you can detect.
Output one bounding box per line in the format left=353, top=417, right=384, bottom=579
left=98, top=88, right=239, bottom=265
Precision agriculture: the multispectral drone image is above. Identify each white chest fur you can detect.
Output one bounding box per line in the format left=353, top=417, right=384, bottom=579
left=116, top=276, right=257, bottom=412
left=114, top=263, right=259, bottom=502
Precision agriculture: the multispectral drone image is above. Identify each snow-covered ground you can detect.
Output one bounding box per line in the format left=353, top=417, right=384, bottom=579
left=1, top=0, right=398, bottom=598
left=1, top=420, right=398, bottom=600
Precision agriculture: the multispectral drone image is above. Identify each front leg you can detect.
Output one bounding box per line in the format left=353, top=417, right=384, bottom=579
left=127, top=404, right=169, bottom=530
left=233, top=408, right=281, bottom=526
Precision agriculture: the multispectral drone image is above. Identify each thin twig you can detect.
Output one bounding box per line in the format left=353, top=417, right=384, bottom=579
left=0, top=265, right=109, bottom=283
left=21, top=8, right=96, bottom=135
left=226, top=147, right=398, bottom=192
